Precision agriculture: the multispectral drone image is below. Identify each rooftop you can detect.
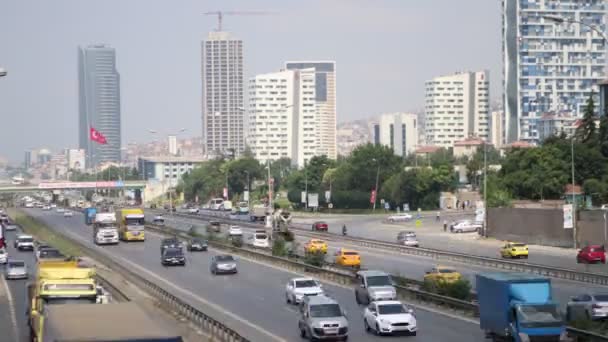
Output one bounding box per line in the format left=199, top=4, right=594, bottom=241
left=453, top=137, right=485, bottom=147
left=502, top=141, right=534, bottom=149
left=139, top=156, right=207, bottom=163
left=415, top=146, right=441, bottom=154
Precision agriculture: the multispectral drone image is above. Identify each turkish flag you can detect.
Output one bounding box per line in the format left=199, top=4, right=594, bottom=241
left=90, top=127, right=107, bottom=144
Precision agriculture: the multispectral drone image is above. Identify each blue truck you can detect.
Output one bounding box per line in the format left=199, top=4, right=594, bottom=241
left=84, top=207, right=97, bottom=225
left=476, top=272, right=565, bottom=342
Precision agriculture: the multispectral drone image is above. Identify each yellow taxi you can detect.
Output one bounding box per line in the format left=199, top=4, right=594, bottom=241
left=304, top=239, right=328, bottom=254
left=335, top=249, right=361, bottom=267
left=423, top=265, right=462, bottom=284
left=500, top=242, right=529, bottom=259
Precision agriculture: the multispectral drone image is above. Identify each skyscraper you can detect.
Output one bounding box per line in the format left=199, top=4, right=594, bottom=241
left=78, top=45, right=121, bottom=167
left=285, top=61, right=337, bottom=160
left=202, top=31, right=244, bottom=157
left=424, top=71, right=490, bottom=148
left=503, top=0, right=607, bottom=144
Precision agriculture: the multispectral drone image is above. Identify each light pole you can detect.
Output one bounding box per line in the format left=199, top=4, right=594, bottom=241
left=149, top=128, right=186, bottom=214
left=372, top=158, right=380, bottom=211
left=483, top=139, right=488, bottom=237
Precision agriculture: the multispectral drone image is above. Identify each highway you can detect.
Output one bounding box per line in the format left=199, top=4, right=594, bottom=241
left=26, top=208, right=484, bottom=342
left=150, top=211, right=608, bottom=308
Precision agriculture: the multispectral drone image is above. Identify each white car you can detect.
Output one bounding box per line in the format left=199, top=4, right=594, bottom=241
left=56, top=207, right=65, bottom=213
left=4, top=222, right=18, bottom=231
left=63, top=210, right=73, bottom=218
left=25, top=202, right=34, bottom=208
left=42, top=205, right=51, bottom=211
left=0, top=249, right=8, bottom=264
left=50, top=204, right=57, bottom=209
left=285, top=277, right=324, bottom=304
left=450, top=220, right=482, bottom=233
left=251, top=232, right=269, bottom=248
left=5, top=260, right=28, bottom=280
left=363, top=300, right=417, bottom=336
left=228, top=226, right=243, bottom=236
left=387, top=213, right=413, bottom=223
left=14, top=235, right=34, bottom=251
left=187, top=207, right=200, bottom=214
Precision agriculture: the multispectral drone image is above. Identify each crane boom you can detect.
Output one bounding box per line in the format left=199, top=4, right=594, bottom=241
left=204, top=10, right=274, bottom=31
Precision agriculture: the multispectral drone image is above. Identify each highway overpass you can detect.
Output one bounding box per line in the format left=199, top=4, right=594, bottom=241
left=0, top=180, right=146, bottom=193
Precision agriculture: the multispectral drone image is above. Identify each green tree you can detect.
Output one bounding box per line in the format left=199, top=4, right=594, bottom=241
left=576, top=93, right=597, bottom=145
left=599, top=114, right=608, bottom=157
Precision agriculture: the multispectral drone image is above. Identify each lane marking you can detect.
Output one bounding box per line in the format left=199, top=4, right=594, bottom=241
left=1, top=274, right=20, bottom=341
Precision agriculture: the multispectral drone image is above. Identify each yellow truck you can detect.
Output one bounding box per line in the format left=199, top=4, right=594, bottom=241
left=116, top=208, right=145, bottom=241
left=27, top=260, right=105, bottom=342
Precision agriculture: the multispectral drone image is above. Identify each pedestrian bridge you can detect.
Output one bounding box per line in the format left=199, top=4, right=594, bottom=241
left=0, top=180, right=147, bottom=193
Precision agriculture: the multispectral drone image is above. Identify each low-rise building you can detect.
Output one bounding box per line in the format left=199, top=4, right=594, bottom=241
left=453, top=137, right=486, bottom=159
left=137, top=156, right=205, bottom=187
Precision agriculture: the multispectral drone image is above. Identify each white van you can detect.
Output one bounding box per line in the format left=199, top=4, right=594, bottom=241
left=209, top=198, right=224, bottom=211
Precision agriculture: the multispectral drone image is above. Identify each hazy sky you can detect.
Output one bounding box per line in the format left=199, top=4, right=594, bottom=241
left=0, top=0, right=502, bottom=163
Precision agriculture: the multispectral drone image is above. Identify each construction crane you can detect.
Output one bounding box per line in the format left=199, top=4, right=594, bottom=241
left=204, top=10, right=273, bottom=32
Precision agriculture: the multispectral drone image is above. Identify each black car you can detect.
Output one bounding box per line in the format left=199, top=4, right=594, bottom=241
left=160, top=237, right=182, bottom=253
left=161, top=248, right=186, bottom=266
left=187, top=238, right=208, bottom=252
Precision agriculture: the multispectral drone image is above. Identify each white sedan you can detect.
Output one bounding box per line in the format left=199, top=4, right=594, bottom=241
left=450, top=220, right=482, bottom=233
left=187, top=207, right=200, bottom=214
left=386, top=213, right=413, bottom=223
left=285, top=277, right=324, bottom=305
left=364, top=301, right=417, bottom=336
left=63, top=211, right=73, bottom=218
left=228, top=226, right=243, bottom=236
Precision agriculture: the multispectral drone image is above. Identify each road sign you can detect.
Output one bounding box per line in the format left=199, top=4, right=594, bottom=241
left=384, top=202, right=390, bottom=210
left=301, top=191, right=307, bottom=203
left=325, top=191, right=331, bottom=202
left=308, top=193, right=319, bottom=208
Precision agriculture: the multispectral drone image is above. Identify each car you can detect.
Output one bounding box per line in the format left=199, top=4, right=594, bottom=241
left=50, top=204, right=57, bottom=208
left=577, top=245, right=606, bottom=264
left=206, top=221, right=221, bottom=233
left=567, top=293, right=608, bottom=321
left=335, top=249, right=361, bottom=268
left=449, top=220, right=482, bottom=233
left=210, top=254, right=237, bottom=274
left=187, top=207, right=200, bottom=214
left=228, top=225, right=243, bottom=236
left=24, top=202, right=34, bottom=208
left=311, top=221, right=328, bottom=231
left=250, top=232, right=269, bottom=248
left=56, top=207, right=65, bottom=213
left=160, top=237, right=182, bottom=253
left=14, top=235, right=34, bottom=251
left=36, top=203, right=44, bottom=208
left=63, top=210, right=73, bottom=218
left=363, top=300, right=417, bottom=336
left=424, top=265, right=462, bottom=284
left=4, top=221, right=18, bottom=231
left=152, top=215, right=165, bottom=225
left=386, top=213, right=413, bottom=223
left=355, top=270, right=396, bottom=305
left=36, top=248, right=65, bottom=262
left=500, top=242, right=529, bottom=259
left=186, top=238, right=208, bottom=252
left=304, top=239, right=328, bottom=254
left=161, top=247, right=186, bottom=266
left=285, top=277, right=324, bottom=305
left=397, top=232, right=419, bottom=247
left=298, top=294, right=348, bottom=341
left=0, top=249, right=7, bottom=264
left=5, top=260, right=28, bottom=280
left=42, top=205, right=51, bottom=211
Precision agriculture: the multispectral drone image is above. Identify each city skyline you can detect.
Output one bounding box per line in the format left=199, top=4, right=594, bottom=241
left=0, top=0, right=502, bottom=163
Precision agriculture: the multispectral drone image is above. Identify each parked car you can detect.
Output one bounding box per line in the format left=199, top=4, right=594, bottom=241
left=186, top=238, right=208, bottom=252
left=311, top=221, right=328, bottom=231
left=363, top=300, right=417, bottom=336
left=500, top=242, right=529, bottom=259
left=161, top=247, right=186, bottom=266
left=386, top=213, right=413, bottom=223
left=210, top=254, right=237, bottom=275
left=285, top=277, right=324, bottom=305
left=5, top=260, right=28, bottom=280
left=449, top=220, right=482, bottom=233
left=577, top=245, right=606, bottom=264
left=397, top=231, right=419, bottom=247
left=567, top=293, right=608, bottom=321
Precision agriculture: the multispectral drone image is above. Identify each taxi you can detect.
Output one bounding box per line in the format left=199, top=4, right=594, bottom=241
left=424, top=265, right=462, bottom=284
left=500, top=242, right=529, bottom=259
left=335, top=249, right=361, bottom=267
left=304, top=239, right=328, bottom=254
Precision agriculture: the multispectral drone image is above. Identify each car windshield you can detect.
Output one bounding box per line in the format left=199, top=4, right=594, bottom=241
left=378, top=304, right=408, bottom=315
left=512, top=243, right=526, bottom=247
left=8, top=261, right=25, bottom=267
left=366, top=275, right=392, bottom=286
left=216, top=255, right=234, bottom=262
left=125, top=217, right=144, bottom=225
left=594, top=295, right=608, bottom=301
left=438, top=269, right=456, bottom=273
left=343, top=251, right=358, bottom=256
left=44, top=297, right=97, bottom=305
left=164, top=250, right=182, bottom=257
left=255, top=234, right=267, bottom=240
left=40, top=250, right=64, bottom=258
left=19, top=237, right=33, bottom=242
left=295, top=280, right=318, bottom=288
left=191, top=239, right=204, bottom=244
left=517, top=305, right=562, bottom=328
left=405, top=236, right=417, bottom=241
left=310, top=304, right=342, bottom=318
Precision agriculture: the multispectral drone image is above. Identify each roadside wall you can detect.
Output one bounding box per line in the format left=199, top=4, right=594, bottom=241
left=578, top=211, right=607, bottom=246
left=487, top=208, right=573, bottom=247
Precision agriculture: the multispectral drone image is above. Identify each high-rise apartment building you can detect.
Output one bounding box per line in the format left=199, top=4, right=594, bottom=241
left=285, top=61, right=337, bottom=160
left=78, top=45, right=121, bottom=167
left=373, top=113, right=418, bottom=157
left=66, top=149, right=86, bottom=171
left=503, top=0, right=607, bottom=144
left=424, top=71, right=490, bottom=147
left=247, top=69, right=318, bottom=167
left=202, top=31, right=244, bottom=157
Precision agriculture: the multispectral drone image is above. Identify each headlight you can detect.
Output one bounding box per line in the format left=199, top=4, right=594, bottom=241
left=518, top=332, right=530, bottom=342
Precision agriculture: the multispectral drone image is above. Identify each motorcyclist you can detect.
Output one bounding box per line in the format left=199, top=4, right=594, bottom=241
left=342, top=224, right=347, bottom=236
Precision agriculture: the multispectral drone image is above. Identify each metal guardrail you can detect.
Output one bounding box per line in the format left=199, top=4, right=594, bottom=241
left=168, top=210, right=608, bottom=287
left=567, top=327, right=608, bottom=342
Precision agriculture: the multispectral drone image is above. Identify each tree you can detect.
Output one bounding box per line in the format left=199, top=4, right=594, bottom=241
left=576, top=93, right=597, bottom=145
left=599, top=114, right=608, bottom=157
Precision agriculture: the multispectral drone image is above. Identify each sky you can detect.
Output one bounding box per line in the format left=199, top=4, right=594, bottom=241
left=0, top=0, right=502, bottom=163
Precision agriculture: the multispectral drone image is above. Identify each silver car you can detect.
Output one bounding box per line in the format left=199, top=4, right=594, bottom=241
left=5, top=260, right=27, bottom=279
left=355, top=270, right=397, bottom=305
left=449, top=220, right=482, bottom=233
left=210, top=254, right=237, bottom=275
left=567, top=293, right=608, bottom=321
left=298, top=295, right=348, bottom=341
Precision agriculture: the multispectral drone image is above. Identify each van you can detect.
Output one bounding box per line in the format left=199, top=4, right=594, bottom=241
left=298, top=295, right=348, bottom=341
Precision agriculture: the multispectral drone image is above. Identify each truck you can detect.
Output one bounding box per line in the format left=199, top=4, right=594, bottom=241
left=476, top=272, right=566, bottom=342
left=271, top=209, right=292, bottom=240
left=84, top=207, right=97, bottom=225
left=116, top=208, right=145, bottom=241
left=42, top=302, right=183, bottom=342
left=250, top=205, right=271, bottom=222
left=93, top=212, right=119, bottom=245
left=27, top=260, right=106, bottom=341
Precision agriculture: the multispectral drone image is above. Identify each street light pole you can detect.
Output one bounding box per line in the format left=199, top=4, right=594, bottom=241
left=372, top=162, right=380, bottom=211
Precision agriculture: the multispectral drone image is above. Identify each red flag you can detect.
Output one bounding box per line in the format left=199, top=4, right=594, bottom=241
left=90, top=127, right=107, bottom=144
left=370, top=189, right=377, bottom=204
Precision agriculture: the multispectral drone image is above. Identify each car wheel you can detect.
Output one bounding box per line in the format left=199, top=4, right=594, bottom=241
left=364, top=319, right=370, bottom=332
left=286, top=294, right=291, bottom=304
left=300, top=327, right=306, bottom=338
left=375, top=323, right=381, bottom=336
left=577, top=256, right=582, bottom=264
left=355, top=292, right=360, bottom=304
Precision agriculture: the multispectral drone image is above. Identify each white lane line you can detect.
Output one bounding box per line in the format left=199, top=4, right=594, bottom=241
left=59, top=228, right=288, bottom=342
left=1, top=274, right=20, bottom=341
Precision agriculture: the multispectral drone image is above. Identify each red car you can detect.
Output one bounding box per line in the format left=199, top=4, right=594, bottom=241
left=311, top=221, right=328, bottom=231
left=577, top=245, right=606, bottom=264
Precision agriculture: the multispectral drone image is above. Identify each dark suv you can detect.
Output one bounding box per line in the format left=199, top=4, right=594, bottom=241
left=161, top=247, right=186, bottom=266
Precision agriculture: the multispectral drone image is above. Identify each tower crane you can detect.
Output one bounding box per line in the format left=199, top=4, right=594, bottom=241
left=204, top=10, right=274, bottom=32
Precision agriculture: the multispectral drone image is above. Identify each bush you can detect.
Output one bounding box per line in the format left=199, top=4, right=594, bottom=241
left=422, top=278, right=472, bottom=301
left=272, top=237, right=288, bottom=257
left=231, top=236, right=243, bottom=248
left=283, top=230, right=294, bottom=242
left=332, top=191, right=372, bottom=209
left=303, top=251, right=325, bottom=267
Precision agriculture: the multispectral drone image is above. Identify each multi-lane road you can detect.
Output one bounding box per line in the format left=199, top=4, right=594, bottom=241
left=151, top=210, right=608, bottom=309
left=25, top=208, right=484, bottom=341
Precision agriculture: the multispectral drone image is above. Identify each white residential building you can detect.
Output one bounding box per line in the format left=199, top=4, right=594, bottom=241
left=424, top=71, right=490, bottom=147
left=373, top=113, right=418, bottom=157
left=66, top=149, right=86, bottom=171
left=247, top=69, right=318, bottom=167
left=168, top=135, right=178, bottom=156
left=490, top=111, right=504, bottom=148
left=502, top=0, right=607, bottom=144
